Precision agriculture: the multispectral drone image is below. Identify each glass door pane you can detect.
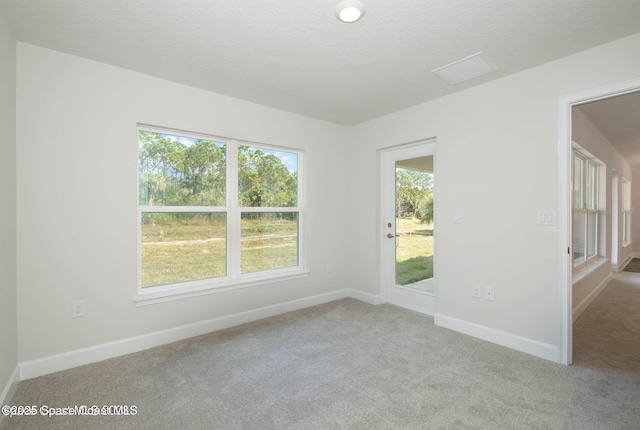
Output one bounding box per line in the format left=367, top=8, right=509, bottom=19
left=394, top=156, right=434, bottom=292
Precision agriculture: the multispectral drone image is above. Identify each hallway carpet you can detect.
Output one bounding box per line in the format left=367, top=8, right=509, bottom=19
left=622, top=258, right=640, bottom=273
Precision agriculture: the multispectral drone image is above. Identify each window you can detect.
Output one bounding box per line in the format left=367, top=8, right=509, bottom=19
left=572, top=149, right=602, bottom=267
left=137, top=126, right=304, bottom=300
left=622, top=178, right=631, bottom=247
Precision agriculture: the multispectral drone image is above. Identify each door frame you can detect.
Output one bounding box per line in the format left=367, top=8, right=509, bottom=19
left=558, top=77, right=640, bottom=365
left=379, top=138, right=437, bottom=314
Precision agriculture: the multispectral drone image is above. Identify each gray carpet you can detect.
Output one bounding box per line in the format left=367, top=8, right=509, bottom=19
left=2, top=278, right=639, bottom=430
left=573, top=271, right=640, bottom=373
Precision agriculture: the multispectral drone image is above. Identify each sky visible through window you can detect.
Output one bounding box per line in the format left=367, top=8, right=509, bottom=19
left=162, top=134, right=298, bottom=173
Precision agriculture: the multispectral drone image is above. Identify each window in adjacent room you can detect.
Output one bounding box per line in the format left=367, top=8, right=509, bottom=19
left=137, top=126, right=305, bottom=301
left=572, top=145, right=604, bottom=268
left=622, top=178, right=631, bottom=247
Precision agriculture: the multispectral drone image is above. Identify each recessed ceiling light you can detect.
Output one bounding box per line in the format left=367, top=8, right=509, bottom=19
left=335, top=0, right=365, bottom=23
left=432, top=52, right=498, bottom=85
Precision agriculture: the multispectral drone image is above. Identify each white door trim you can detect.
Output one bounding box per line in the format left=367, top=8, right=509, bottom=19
left=558, top=77, right=640, bottom=365
left=379, top=138, right=437, bottom=315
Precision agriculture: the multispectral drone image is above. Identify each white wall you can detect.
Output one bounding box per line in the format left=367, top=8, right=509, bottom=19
left=16, top=43, right=351, bottom=367
left=0, top=5, right=18, bottom=405
left=571, top=107, right=632, bottom=317
left=347, top=33, right=640, bottom=361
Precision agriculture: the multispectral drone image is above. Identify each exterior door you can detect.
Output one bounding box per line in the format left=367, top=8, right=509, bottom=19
left=381, top=141, right=436, bottom=315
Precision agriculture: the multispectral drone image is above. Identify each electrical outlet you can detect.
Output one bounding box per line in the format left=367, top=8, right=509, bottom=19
left=472, top=285, right=481, bottom=299
left=72, top=300, right=85, bottom=318
left=484, top=287, right=495, bottom=301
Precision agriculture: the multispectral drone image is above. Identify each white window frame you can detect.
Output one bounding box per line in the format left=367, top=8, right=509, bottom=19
left=572, top=147, right=602, bottom=269
left=622, top=178, right=631, bottom=247
left=136, top=125, right=307, bottom=304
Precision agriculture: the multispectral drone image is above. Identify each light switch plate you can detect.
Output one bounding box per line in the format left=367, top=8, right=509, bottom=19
left=537, top=210, right=556, bottom=226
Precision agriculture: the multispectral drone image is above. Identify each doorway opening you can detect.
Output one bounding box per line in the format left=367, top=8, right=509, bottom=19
left=559, top=78, right=640, bottom=365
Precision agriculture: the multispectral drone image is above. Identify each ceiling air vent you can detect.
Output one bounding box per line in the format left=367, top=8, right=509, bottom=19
left=431, top=52, right=497, bottom=85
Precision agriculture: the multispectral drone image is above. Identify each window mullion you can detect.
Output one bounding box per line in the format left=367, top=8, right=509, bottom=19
left=240, top=207, right=300, bottom=213
left=582, top=159, right=589, bottom=259
left=140, top=206, right=226, bottom=213
left=583, top=161, right=588, bottom=209
left=227, top=141, right=240, bottom=279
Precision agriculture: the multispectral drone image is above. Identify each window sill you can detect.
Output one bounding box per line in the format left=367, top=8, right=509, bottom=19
left=573, top=257, right=608, bottom=284
left=134, top=268, right=310, bottom=306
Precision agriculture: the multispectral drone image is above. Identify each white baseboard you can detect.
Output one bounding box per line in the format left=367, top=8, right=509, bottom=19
left=21, top=289, right=364, bottom=380
left=434, top=313, right=560, bottom=363
left=348, top=288, right=383, bottom=305
left=573, top=272, right=612, bottom=322
left=0, top=366, right=20, bottom=422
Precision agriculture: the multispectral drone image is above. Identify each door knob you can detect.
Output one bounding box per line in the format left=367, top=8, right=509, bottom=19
left=386, top=233, right=395, bottom=239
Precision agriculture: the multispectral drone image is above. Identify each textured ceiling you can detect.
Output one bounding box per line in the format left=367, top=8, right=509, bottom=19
left=4, top=0, right=640, bottom=125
